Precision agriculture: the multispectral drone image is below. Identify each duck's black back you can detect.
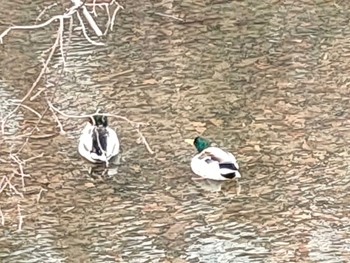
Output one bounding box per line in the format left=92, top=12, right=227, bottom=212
left=92, top=127, right=108, bottom=156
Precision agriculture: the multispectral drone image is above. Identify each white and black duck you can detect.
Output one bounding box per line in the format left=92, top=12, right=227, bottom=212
left=186, top=136, right=241, bottom=180
left=78, top=115, right=119, bottom=165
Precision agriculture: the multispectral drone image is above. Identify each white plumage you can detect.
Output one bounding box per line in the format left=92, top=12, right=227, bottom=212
left=188, top=137, right=241, bottom=180
left=78, top=116, right=119, bottom=164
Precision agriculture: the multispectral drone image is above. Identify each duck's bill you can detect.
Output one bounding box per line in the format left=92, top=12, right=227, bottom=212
left=184, top=139, right=194, bottom=145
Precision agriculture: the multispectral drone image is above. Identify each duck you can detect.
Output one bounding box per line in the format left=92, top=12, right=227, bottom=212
left=186, top=136, right=241, bottom=180
left=78, top=115, right=120, bottom=165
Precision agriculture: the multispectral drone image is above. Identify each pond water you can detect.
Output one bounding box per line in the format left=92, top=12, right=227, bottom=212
left=1, top=0, right=350, bottom=262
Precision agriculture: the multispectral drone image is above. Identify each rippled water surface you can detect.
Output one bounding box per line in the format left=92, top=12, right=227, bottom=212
left=1, top=0, right=350, bottom=262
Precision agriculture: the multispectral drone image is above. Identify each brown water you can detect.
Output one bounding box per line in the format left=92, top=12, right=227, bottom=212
left=1, top=0, right=350, bottom=262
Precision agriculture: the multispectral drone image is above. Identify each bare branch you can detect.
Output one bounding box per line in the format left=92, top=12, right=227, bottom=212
left=1, top=31, right=60, bottom=133
left=110, top=2, right=124, bottom=31
left=10, top=154, right=30, bottom=192
left=0, top=176, right=6, bottom=193
left=136, top=127, right=155, bottom=154
left=48, top=103, right=66, bottom=135
left=82, top=5, right=103, bottom=36
left=59, top=17, right=65, bottom=66
left=13, top=103, right=42, bottom=119
left=0, top=14, right=69, bottom=44
left=0, top=2, right=126, bottom=230
left=36, top=3, right=58, bottom=22
left=24, top=153, right=44, bottom=163
left=30, top=88, right=46, bottom=101
left=0, top=207, right=4, bottom=226
left=154, top=12, right=184, bottom=22
left=37, top=188, right=47, bottom=203
left=17, top=203, right=24, bottom=231
left=92, top=0, right=98, bottom=16
left=1, top=1, right=124, bottom=133
left=104, top=4, right=111, bottom=35
left=3, top=176, right=23, bottom=198
left=76, top=12, right=105, bottom=46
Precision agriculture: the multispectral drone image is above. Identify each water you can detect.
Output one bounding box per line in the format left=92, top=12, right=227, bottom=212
left=1, top=0, right=350, bottom=262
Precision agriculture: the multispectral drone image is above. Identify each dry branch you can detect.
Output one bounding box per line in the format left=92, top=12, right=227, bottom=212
left=154, top=12, right=184, bottom=22
left=17, top=203, right=23, bottom=231
left=0, top=0, right=125, bottom=231
left=0, top=207, right=4, bottom=226
left=1, top=176, right=23, bottom=198
left=36, top=3, right=58, bottom=22
left=10, top=153, right=30, bottom=192
left=0, top=0, right=123, bottom=133
left=37, top=188, right=47, bottom=203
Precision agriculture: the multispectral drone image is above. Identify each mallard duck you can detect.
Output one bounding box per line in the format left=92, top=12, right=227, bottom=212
left=78, top=115, right=120, bottom=165
left=186, top=136, right=241, bottom=180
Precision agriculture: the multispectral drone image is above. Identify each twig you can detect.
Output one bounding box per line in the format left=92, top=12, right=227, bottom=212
left=13, top=103, right=42, bottom=119
left=0, top=2, right=125, bottom=223
left=112, top=68, right=134, bottom=77
left=0, top=176, right=6, bottom=193
left=48, top=104, right=66, bottom=135
left=1, top=0, right=124, bottom=133
left=15, top=27, right=71, bottom=155
left=36, top=3, right=58, bottom=22
left=66, top=17, right=74, bottom=61
left=10, top=153, right=30, bottom=192
left=85, top=1, right=124, bottom=32
left=23, top=153, right=44, bottom=164
left=76, top=12, right=105, bottom=46
left=30, top=88, right=46, bottom=101
left=136, top=126, right=154, bottom=154
left=37, top=188, right=47, bottom=202
left=92, top=0, right=98, bottom=16
left=0, top=207, right=4, bottom=226
left=4, top=175, right=23, bottom=197
left=17, top=203, right=24, bottom=231
left=81, top=4, right=103, bottom=36
left=1, top=31, right=60, bottom=134
left=333, top=1, right=341, bottom=9
left=110, top=2, right=123, bottom=31
left=104, top=4, right=111, bottom=35
left=0, top=181, right=8, bottom=193
left=0, top=14, right=69, bottom=44
left=59, top=17, right=65, bottom=66
left=154, top=12, right=184, bottom=22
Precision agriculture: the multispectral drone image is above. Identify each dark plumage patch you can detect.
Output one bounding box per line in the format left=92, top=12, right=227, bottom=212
left=90, top=115, right=108, bottom=127
left=219, top=163, right=238, bottom=170
left=205, top=159, right=212, bottom=164
left=92, top=127, right=108, bottom=156
left=221, top=172, right=236, bottom=179
left=219, top=163, right=238, bottom=179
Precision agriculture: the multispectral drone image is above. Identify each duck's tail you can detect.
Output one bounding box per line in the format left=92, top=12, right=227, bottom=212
left=90, top=152, right=108, bottom=162
left=219, top=163, right=241, bottom=179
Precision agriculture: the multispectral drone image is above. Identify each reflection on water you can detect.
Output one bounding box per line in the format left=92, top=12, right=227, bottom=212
left=186, top=222, right=269, bottom=263
left=1, top=0, right=350, bottom=262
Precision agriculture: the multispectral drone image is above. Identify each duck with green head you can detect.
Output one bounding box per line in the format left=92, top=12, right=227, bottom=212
left=186, top=136, right=241, bottom=180
left=78, top=115, right=120, bottom=165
